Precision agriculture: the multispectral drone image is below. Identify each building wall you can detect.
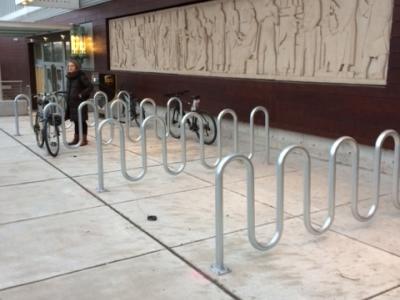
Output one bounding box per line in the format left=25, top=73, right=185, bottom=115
left=0, top=37, right=30, bottom=85
left=41, top=0, right=400, bottom=145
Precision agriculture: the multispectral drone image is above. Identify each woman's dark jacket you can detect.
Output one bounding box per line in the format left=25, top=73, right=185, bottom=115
left=66, top=70, right=93, bottom=122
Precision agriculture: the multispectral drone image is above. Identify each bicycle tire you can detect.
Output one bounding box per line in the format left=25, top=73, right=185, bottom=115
left=133, top=106, right=146, bottom=127
left=195, top=111, right=217, bottom=145
left=44, top=117, right=60, bottom=157
left=34, top=112, right=45, bottom=148
left=167, top=107, right=182, bottom=139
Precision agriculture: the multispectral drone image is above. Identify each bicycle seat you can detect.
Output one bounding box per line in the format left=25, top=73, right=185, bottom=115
left=164, top=90, right=190, bottom=98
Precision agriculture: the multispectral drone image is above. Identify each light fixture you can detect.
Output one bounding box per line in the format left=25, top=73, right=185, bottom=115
left=42, top=36, right=48, bottom=41
left=70, top=25, right=88, bottom=62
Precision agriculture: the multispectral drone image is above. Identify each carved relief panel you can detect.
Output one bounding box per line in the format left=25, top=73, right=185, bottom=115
left=109, top=0, right=394, bottom=85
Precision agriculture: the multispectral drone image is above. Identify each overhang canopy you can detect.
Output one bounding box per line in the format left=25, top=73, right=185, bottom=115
left=0, top=20, right=70, bottom=37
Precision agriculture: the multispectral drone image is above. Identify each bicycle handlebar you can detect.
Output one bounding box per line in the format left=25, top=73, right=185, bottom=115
left=164, top=90, right=190, bottom=98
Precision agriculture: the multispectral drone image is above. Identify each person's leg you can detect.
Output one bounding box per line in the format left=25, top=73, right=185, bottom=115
left=68, top=121, right=79, bottom=145
left=81, top=120, right=88, bottom=146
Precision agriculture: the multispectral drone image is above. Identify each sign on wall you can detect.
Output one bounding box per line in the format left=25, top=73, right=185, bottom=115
left=15, top=0, right=79, bottom=9
left=109, top=0, right=394, bottom=85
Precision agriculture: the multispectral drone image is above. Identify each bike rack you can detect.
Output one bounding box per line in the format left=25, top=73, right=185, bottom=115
left=249, top=106, right=270, bottom=164
left=110, top=98, right=138, bottom=143
left=140, top=98, right=160, bottom=140
left=96, top=118, right=144, bottom=192
left=96, top=114, right=181, bottom=192
left=94, top=91, right=113, bottom=145
left=13, top=94, right=33, bottom=136
left=116, top=90, right=131, bottom=127
left=166, top=97, right=183, bottom=138
left=211, top=154, right=255, bottom=275
left=204, top=109, right=239, bottom=169
left=211, top=129, right=400, bottom=275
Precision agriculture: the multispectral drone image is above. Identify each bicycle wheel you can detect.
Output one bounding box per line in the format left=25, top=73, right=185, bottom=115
left=195, top=111, right=217, bottom=145
left=166, top=107, right=182, bottom=139
left=133, top=102, right=146, bottom=127
left=44, top=117, right=60, bottom=157
left=34, top=112, right=45, bottom=148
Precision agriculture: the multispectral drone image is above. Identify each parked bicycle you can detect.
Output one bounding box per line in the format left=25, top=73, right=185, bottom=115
left=33, top=91, right=66, bottom=157
left=165, top=90, right=217, bottom=145
left=116, top=91, right=146, bottom=127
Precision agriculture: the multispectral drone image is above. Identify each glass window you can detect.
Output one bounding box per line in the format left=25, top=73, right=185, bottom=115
left=65, top=41, right=71, bottom=61
left=34, top=43, right=43, bottom=62
left=53, top=41, right=64, bottom=62
left=43, top=43, right=52, bottom=62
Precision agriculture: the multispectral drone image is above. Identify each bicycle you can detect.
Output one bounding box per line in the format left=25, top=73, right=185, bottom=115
left=165, top=90, right=217, bottom=145
left=33, top=91, right=66, bottom=157
left=116, top=91, right=146, bottom=127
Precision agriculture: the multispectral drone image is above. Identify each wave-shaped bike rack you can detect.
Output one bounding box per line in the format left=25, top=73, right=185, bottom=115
left=211, top=129, right=400, bottom=275
left=248, top=106, right=270, bottom=163
left=96, top=115, right=180, bottom=192
left=94, top=91, right=113, bottom=144
left=14, top=94, right=33, bottom=136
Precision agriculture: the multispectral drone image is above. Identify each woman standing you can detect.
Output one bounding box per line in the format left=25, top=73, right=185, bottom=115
left=65, top=59, right=93, bottom=146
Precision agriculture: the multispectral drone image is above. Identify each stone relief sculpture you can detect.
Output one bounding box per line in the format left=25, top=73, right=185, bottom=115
left=109, top=0, right=394, bottom=85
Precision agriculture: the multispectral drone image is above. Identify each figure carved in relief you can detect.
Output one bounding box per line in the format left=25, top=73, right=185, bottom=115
left=231, top=0, right=258, bottom=74
left=169, top=10, right=180, bottom=70
left=201, top=2, right=227, bottom=72
left=186, top=7, right=207, bottom=71
left=177, top=9, right=188, bottom=70
left=253, top=0, right=279, bottom=75
left=135, top=17, right=148, bottom=69
left=156, top=12, right=172, bottom=70
left=296, top=0, right=321, bottom=77
left=144, top=15, right=156, bottom=69
left=331, top=0, right=358, bottom=76
left=355, top=0, right=370, bottom=75
left=276, top=0, right=301, bottom=75
left=359, top=0, right=393, bottom=79
left=223, top=0, right=240, bottom=73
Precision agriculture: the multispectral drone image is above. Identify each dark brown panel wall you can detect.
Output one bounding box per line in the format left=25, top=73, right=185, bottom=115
left=0, top=37, right=30, bottom=86
left=43, top=0, right=400, bottom=145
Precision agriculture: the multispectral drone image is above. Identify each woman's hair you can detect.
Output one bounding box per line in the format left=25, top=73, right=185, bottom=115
left=68, top=58, right=81, bottom=70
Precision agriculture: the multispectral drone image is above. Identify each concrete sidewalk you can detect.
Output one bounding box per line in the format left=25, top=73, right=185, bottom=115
left=0, top=116, right=400, bottom=300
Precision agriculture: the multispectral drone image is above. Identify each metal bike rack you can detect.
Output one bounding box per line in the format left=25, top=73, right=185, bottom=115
left=13, top=94, right=33, bottom=136
left=140, top=98, right=160, bottom=139
left=110, top=98, right=138, bottom=143
left=96, top=114, right=181, bottom=192
left=94, top=91, right=113, bottom=145
left=212, top=129, right=400, bottom=275
left=166, top=97, right=183, bottom=138
left=249, top=106, right=270, bottom=163
left=329, top=137, right=361, bottom=223
left=96, top=118, right=144, bottom=193
left=374, top=130, right=400, bottom=210
left=212, top=153, right=280, bottom=275
left=204, top=109, right=239, bottom=169
left=116, top=90, right=131, bottom=127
